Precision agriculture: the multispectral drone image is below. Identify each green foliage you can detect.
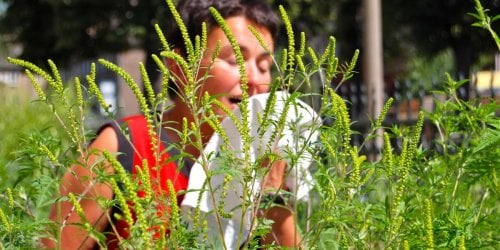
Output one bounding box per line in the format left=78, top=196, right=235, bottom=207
left=1, top=0, right=499, bottom=249
left=0, top=86, right=75, bottom=248
left=405, top=49, right=455, bottom=91
left=471, top=0, right=500, bottom=50
left=305, top=75, right=499, bottom=249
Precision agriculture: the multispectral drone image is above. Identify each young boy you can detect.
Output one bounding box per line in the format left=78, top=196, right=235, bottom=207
left=43, top=0, right=305, bottom=248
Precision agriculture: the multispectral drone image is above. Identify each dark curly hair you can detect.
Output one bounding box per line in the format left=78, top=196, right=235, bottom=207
left=168, top=0, right=279, bottom=54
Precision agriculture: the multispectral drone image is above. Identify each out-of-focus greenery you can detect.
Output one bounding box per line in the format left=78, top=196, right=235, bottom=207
left=0, top=86, right=65, bottom=188
left=0, top=85, right=74, bottom=248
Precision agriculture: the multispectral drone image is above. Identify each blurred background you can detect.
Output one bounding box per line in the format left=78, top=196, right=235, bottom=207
left=0, top=0, right=498, bottom=143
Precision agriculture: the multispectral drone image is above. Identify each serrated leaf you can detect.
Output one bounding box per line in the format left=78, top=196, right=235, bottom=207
left=473, top=128, right=500, bottom=153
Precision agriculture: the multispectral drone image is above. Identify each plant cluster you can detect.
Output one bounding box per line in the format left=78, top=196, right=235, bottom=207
left=1, top=0, right=498, bottom=249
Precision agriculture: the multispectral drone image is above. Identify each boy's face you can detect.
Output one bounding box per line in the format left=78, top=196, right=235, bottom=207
left=198, top=15, right=274, bottom=116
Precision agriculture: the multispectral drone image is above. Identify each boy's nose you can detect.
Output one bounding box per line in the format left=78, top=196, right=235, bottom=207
left=245, top=62, right=265, bottom=96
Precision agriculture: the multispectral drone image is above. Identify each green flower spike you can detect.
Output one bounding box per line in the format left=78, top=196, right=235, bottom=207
left=25, top=70, right=46, bottom=101
left=0, top=208, right=12, bottom=233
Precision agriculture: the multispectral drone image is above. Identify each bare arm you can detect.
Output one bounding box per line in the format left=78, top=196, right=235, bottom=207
left=42, top=126, right=118, bottom=249
left=260, top=160, right=301, bottom=248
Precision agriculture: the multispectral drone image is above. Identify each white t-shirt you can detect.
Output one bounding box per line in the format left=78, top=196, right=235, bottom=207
left=181, top=91, right=320, bottom=249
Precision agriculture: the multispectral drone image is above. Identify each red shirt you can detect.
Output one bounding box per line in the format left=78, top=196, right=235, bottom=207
left=100, top=115, right=192, bottom=248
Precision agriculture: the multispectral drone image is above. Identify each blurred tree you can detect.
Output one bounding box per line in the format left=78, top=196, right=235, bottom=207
left=269, top=0, right=338, bottom=51
left=0, top=0, right=169, bottom=88
left=0, top=0, right=132, bottom=66
left=386, top=0, right=499, bottom=77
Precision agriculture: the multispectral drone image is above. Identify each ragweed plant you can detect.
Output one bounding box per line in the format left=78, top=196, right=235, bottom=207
left=471, top=0, right=500, bottom=50
left=2, top=0, right=499, bottom=249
